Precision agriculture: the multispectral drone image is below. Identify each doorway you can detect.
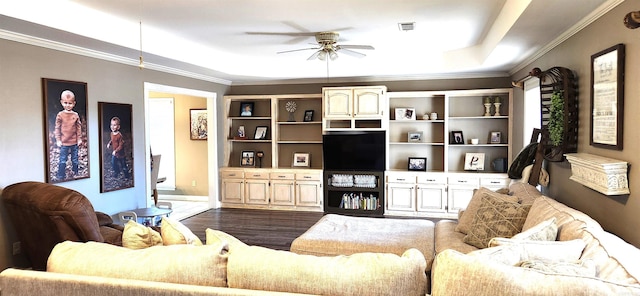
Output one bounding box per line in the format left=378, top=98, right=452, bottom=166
left=144, top=83, right=219, bottom=219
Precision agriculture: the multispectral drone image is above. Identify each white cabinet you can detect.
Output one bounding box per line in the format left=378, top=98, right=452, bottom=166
left=322, top=86, right=388, bottom=131
left=446, top=173, right=510, bottom=214
left=219, top=168, right=322, bottom=211
left=295, top=172, right=322, bottom=207
left=385, top=171, right=447, bottom=217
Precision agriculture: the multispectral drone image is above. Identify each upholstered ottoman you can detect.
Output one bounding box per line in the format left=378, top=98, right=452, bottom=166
left=290, top=214, right=435, bottom=272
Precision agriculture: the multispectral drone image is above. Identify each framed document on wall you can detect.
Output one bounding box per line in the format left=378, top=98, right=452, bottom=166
left=590, top=43, right=625, bottom=150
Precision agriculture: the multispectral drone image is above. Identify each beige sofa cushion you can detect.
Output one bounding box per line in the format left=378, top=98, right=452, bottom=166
left=463, top=194, right=531, bottom=248
left=161, top=217, right=203, bottom=245
left=122, top=220, right=163, bottom=249
left=483, top=238, right=586, bottom=263
left=579, top=227, right=640, bottom=285
left=228, top=246, right=427, bottom=296
left=47, top=241, right=228, bottom=287
left=522, top=196, right=602, bottom=237
left=508, top=182, right=543, bottom=204
left=455, top=187, right=518, bottom=235
left=206, top=228, right=248, bottom=249
left=431, top=249, right=640, bottom=296
left=435, top=220, right=479, bottom=254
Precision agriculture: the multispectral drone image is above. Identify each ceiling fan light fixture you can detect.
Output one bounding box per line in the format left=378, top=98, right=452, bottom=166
left=317, top=50, right=327, bottom=61
left=329, top=50, right=338, bottom=61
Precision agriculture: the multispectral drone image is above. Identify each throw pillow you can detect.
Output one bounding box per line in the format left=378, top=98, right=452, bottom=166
left=227, top=246, right=427, bottom=296
left=508, top=182, right=543, bottom=205
left=487, top=238, right=586, bottom=262
left=463, top=194, right=531, bottom=248
left=455, top=187, right=518, bottom=235
left=160, top=217, right=203, bottom=246
left=122, top=220, right=163, bottom=249
left=519, top=259, right=597, bottom=277
left=206, top=228, right=248, bottom=249
left=510, top=217, right=558, bottom=241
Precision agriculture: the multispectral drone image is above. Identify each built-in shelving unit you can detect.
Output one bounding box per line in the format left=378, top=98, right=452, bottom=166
left=324, top=170, right=384, bottom=217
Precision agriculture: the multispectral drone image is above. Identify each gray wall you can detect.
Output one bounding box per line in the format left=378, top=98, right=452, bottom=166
left=0, top=38, right=229, bottom=269
left=511, top=0, right=640, bottom=247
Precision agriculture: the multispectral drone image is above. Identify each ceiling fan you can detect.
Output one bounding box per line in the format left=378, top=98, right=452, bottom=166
left=277, top=32, right=374, bottom=61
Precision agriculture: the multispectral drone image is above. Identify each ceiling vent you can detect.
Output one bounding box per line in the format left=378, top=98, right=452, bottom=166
left=398, top=22, right=415, bottom=32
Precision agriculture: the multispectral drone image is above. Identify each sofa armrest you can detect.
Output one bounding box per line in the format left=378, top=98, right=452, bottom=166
left=431, top=249, right=640, bottom=296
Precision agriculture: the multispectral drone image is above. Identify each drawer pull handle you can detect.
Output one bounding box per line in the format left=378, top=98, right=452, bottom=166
left=397, top=178, right=405, bottom=181
left=426, top=179, right=435, bottom=182
left=304, top=176, right=312, bottom=179
left=278, top=175, right=286, bottom=178
left=490, top=181, right=500, bottom=184
left=229, top=174, right=236, bottom=176
left=458, top=180, right=467, bottom=183
left=253, top=174, right=261, bottom=177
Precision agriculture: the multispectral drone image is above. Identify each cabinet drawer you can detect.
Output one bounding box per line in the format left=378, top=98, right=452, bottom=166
left=448, top=176, right=479, bottom=186
left=296, top=173, right=321, bottom=181
left=271, top=172, right=295, bottom=180
left=245, top=171, right=269, bottom=179
left=386, top=173, right=415, bottom=183
left=417, top=174, right=446, bottom=184
left=221, top=170, right=244, bottom=178
left=481, top=178, right=510, bottom=187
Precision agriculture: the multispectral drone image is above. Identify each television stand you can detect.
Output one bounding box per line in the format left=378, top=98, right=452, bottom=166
left=323, top=170, right=384, bottom=217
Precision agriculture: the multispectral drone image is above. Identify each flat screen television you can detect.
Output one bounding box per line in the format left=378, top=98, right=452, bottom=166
left=323, top=131, right=386, bottom=171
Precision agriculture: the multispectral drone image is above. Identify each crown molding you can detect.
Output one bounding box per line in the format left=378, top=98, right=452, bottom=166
left=0, top=29, right=232, bottom=86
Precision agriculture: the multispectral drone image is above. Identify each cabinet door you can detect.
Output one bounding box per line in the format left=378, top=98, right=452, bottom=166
left=221, top=179, right=244, bottom=203
left=296, top=181, right=322, bottom=207
left=386, top=183, right=415, bottom=211
left=353, top=88, right=384, bottom=118
left=271, top=180, right=295, bottom=205
left=416, top=184, right=447, bottom=213
left=324, top=89, right=352, bottom=118
left=245, top=179, right=270, bottom=205
left=447, top=185, right=476, bottom=213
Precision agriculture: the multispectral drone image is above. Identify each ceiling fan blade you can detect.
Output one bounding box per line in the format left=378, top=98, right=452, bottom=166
left=246, top=31, right=316, bottom=37
left=307, top=50, right=322, bottom=60
left=277, top=47, right=320, bottom=54
left=337, top=48, right=366, bottom=58
left=338, top=45, right=375, bottom=50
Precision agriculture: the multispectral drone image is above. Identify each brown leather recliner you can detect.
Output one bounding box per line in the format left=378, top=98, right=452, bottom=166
left=1, top=181, right=124, bottom=270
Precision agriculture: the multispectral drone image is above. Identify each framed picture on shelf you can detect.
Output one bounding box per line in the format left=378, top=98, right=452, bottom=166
left=235, top=125, right=247, bottom=139
left=254, top=126, right=268, bottom=140
left=239, top=102, right=254, bottom=117
left=408, top=131, right=423, bottom=143
left=464, top=153, right=485, bottom=171
left=408, top=157, right=427, bottom=171
left=395, top=108, right=416, bottom=120
left=240, top=150, right=255, bottom=167
left=189, top=109, right=207, bottom=140
left=450, top=131, right=464, bottom=144
left=303, top=110, right=314, bottom=122
left=292, top=152, right=310, bottom=167
left=489, top=131, right=501, bottom=144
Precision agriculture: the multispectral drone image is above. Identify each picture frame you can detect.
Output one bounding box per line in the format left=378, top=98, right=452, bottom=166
left=292, top=152, right=310, bottom=167
left=408, top=157, right=427, bottom=171
left=239, top=102, right=254, bottom=117
left=464, top=153, right=485, bottom=171
left=254, top=126, right=268, bottom=140
left=236, top=125, right=247, bottom=139
left=590, top=43, right=625, bottom=150
left=395, top=108, right=416, bottom=120
left=489, top=131, right=502, bottom=144
left=408, top=131, right=423, bottom=143
left=240, top=150, right=255, bottom=167
left=450, top=131, right=464, bottom=144
left=303, top=110, right=314, bottom=122
left=98, top=102, right=134, bottom=192
left=42, top=78, right=90, bottom=183
left=189, top=108, right=207, bottom=140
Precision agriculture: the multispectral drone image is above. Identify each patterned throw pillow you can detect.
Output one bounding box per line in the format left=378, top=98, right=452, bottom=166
left=510, top=217, right=558, bottom=241
left=463, top=193, right=532, bottom=249
left=455, top=187, right=518, bottom=235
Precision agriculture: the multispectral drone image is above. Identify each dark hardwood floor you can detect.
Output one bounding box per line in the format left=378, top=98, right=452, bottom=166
left=180, top=208, right=445, bottom=251
left=180, top=208, right=324, bottom=250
